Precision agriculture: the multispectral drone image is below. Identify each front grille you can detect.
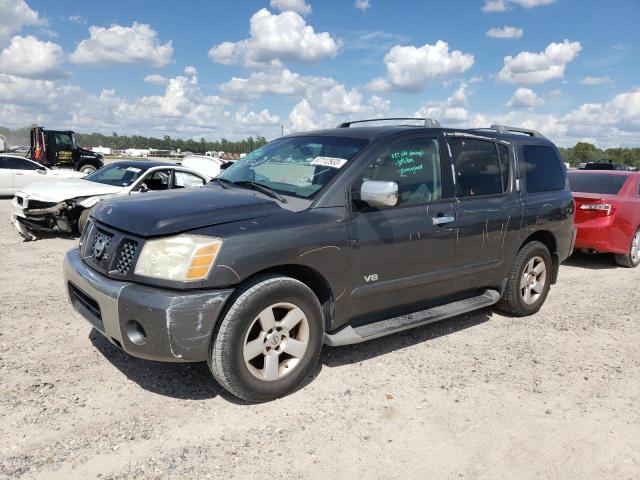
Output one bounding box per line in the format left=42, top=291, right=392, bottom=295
left=115, top=240, right=138, bottom=275
left=68, top=283, right=104, bottom=331
left=91, top=229, right=113, bottom=257
left=26, top=199, right=57, bottom=210
left=81, top=223, right=143, bottom=279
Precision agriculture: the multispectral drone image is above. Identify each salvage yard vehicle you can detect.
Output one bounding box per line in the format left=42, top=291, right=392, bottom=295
left=63, top=118, right=575, bottom=402
left=181, top=154, right=230, bottom=178
left=569, top=170, right=640, bottom=267
left=29, top=126, right=104, bottom=174
left=0, top=153, right=85, bottom=195
left=12, top=160, right=210, bottom=240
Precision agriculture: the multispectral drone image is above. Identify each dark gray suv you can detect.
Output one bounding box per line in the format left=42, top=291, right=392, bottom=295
left=63, top=118, right=576, bottom=402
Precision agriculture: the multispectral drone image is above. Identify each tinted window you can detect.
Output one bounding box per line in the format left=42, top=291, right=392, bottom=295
left=5, top=157, right=39, bottom=170
left=497, top=143, right=510, bottom=192
left=449, top=138, right=505, bottom=197
left=523, top=146, right=565, bottom=193
left=174, top=171, right=205, bottom=188
left=568, top=173, right=628, bottom=195
left=356, top=138, right=442, bottom=207
left=54, top=133, right=73, bottom=148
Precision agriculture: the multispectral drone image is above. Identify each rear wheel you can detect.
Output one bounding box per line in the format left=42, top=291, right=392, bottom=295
left=614, top=229, right=640, bottom=268
left=497, top=241, right=552, bottom=317
left=208, top=275, right=324, bottom=402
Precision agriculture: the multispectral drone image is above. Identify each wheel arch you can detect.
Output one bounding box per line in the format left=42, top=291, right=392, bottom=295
left=519, top=229, right=559, bottom=283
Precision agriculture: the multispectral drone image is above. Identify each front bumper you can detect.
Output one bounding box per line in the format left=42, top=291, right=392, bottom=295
left=63, top=248, right=234, bottom=362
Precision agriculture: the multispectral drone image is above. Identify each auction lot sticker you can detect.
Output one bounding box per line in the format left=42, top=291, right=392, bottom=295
left=310, top=156, right=348, bottom=169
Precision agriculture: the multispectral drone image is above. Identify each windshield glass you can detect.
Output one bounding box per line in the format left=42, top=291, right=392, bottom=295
left=568, top=172, right=628, bottom=195
left=85, top=164, right=148, bottom=187
left=218, top=136, right=369, bottom=199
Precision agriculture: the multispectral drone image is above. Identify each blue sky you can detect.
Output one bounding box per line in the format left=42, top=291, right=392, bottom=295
left=1, top=0, right=639, bottom=146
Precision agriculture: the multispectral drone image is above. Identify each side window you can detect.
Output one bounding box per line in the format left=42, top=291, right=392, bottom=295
left=5, top=157, right=39, bottom=170
left=497, top=143, right=510, bottom=192
left=522, top=146, right=565, bottom=193
left=142, top=170, right=171, bottom=191
left=54, top=133, right=73, bottom=148
left=0, top=157, right=6, bottom=169
left=174, top=171, right=205, bottom=189
left=356, top=138, right=442, bottom=208
left=449, top=138, right=506, bottom=197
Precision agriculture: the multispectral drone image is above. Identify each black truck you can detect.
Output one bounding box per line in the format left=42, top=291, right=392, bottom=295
left=63, top=118, right=576, bottom=402
left=30, top=127, right=103, bottom=174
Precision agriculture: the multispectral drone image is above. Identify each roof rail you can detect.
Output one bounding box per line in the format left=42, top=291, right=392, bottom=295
left=488, top=124, right=545, bottom=138
left=336, top=117, right=441, bottom=128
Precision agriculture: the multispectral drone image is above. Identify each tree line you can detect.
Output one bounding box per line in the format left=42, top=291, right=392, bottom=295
left=0, top=125, right=268, bottom=154
left=558, top=142, right=640, bottom=168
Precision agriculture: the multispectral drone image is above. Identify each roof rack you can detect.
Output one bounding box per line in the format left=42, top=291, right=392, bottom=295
left=485, top=124, right=545, bottom=138
left=336, top=117, right=441, bottom=129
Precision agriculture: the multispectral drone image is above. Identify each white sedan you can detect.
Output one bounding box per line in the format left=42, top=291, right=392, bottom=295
left=12, top=160, right=211, bottom=240
left=0, top=153, right=85, bottom=195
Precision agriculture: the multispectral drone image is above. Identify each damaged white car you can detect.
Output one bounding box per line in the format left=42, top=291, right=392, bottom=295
left=12, top=160, right=211, bottom=240
left=1, top=153, right=86, bottom=195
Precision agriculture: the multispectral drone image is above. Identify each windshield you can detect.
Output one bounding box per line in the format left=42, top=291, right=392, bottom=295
left=218, top=136, right=369, bottom=199
left=568, top=173, right=628, bottom=195
left=85, top=164, right=148, bottom=187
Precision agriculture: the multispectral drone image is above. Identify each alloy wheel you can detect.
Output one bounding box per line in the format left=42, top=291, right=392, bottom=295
left=520, top=256, right=546, bottom=305
left=242, top=303, right=310, bottom=382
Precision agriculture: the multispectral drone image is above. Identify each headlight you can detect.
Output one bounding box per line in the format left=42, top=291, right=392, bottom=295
left=134, top=234, right=223, bottom=281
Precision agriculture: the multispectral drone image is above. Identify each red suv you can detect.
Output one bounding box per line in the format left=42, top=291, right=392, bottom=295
left=568, top=170, right=640, bottom=267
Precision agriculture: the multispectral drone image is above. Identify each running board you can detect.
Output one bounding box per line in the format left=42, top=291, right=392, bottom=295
left=324, top=289, right=501, bottom=346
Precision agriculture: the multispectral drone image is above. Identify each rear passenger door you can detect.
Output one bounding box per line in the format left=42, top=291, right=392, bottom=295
left=445, top=134, right=523, bottom=292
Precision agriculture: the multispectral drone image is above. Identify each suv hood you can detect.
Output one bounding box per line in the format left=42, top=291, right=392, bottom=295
left=92, top=185, right=284, bottom=237
left=17, top=179, right=124, bottom=202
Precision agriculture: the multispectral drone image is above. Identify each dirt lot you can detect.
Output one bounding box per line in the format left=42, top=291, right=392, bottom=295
left=0, top=197, right=638, bottom=480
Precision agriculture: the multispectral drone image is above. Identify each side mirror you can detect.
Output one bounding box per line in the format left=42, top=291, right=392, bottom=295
left=137, top=183, right=150, bottom=193
left=36, top=168, right=46, bottom=175
left=360, top=180, right=399, bottom=208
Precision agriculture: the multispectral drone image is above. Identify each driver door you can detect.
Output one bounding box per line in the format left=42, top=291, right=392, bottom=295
left=348, top=135, right=457, bottom=320
left=5, top=157, right=43, bottom=189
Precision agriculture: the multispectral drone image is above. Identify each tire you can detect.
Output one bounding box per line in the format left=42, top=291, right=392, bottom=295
left=497, top=241, right=552, bottom=317
left=77, top=208, right=92, bottom=234
left=208, top=275, right=324, bottom=402
left=79, top=164, right=97, bottom=175
left=614, top=228, right=640, bottom=268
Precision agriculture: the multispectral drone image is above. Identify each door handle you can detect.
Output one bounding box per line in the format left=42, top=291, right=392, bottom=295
left=432, top=215, right=455, bottom=226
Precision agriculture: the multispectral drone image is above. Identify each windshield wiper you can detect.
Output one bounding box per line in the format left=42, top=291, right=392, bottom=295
left=230, top=181, right=288, bottom=203
left=211, top=177, right=230, bottom=189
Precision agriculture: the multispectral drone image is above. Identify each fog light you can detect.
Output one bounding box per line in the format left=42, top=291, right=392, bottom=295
left=126, top=320, right=147, bottom=345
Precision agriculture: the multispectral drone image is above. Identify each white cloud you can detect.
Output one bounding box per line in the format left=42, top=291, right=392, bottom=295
left=369, top=40, right=474, bottom=92
left=355, top=0, right=370, bottom=11
left=506, top=87, right=545, bottom=108
left=70, top=22, right=173, bottom=67
left=143, top=74, right=167, bottom=85
left=0, top=0, right=42, bottom=45
left=497, top=39, right=581, bottom=84
left=0, top=35, right=65, bottom=79
left=482, top=0, right=555, bottom=12
left=270, top=0, right=311, bottom=16
left=289, top=99, right=318, bottom=132
left=486, top=26, right=523, bottom=39
left=184, top=65, right=197, bottom=76
left=208, top=9, right=341, bottom=68
left=219, top=67, right=336, bottom=101
left=579, top=76, right=612, bottom=86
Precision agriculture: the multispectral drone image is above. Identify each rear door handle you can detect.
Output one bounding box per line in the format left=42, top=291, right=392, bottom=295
left=432, top=215, right=455, bottom=226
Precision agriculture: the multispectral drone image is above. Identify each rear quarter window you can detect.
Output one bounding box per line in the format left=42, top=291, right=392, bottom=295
left=522, top=145, right=565, bottom=193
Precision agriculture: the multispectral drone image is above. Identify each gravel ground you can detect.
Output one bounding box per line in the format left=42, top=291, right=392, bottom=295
left=0, top=197, right=638, bottom=480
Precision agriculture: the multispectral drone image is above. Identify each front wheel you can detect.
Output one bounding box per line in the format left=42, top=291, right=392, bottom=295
left=208, top=275, right=324, bottom=402
left=615, top=229, right=640, bottom=268
left=497, top=241, right=552, bottom=317
left=79, top=164, right=97, bottom=175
